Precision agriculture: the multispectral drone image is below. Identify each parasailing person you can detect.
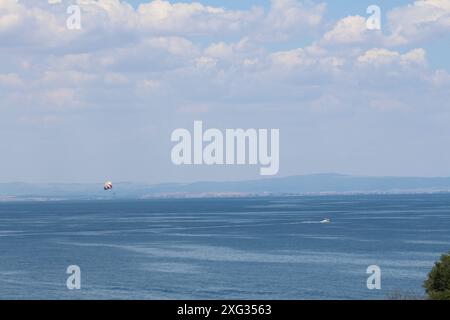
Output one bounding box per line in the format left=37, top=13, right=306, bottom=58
left=104, top=181, right=115, bottom=198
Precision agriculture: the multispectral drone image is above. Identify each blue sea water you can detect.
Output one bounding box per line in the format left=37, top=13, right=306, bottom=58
left=0, top=194, right=449, bottom=300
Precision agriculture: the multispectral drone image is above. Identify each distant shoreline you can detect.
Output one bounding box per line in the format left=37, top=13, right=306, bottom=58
left=4, top=174, right=450, bottom=202
left=2, top=189, right=450, bottom=203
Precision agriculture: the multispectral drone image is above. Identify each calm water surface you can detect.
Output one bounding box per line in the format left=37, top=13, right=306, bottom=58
left=1, top=194, right=449, bottom=299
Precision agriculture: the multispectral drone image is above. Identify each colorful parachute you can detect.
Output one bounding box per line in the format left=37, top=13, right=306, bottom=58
left=104, top=181, right=113, bottom=191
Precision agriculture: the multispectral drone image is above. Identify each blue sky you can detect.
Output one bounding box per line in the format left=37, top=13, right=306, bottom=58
left=1, top=0, right=450, bottom=183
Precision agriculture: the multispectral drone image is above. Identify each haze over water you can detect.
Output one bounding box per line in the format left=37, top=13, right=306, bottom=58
left=1, top=194, right=449, bottom=299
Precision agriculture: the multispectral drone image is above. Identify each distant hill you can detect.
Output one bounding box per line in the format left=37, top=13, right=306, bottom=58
left=2, top=174, right=450, bottom=201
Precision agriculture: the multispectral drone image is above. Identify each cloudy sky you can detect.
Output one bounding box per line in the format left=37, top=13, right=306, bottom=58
left=0, top=0, right=450, bottom=183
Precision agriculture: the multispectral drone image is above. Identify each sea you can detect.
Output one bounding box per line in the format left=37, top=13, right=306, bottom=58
left=0, top=194, right=449, bottom=300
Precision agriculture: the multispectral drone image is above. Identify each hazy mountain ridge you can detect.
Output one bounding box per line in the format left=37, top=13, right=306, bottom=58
left=2, top=174, right=450, bottom=201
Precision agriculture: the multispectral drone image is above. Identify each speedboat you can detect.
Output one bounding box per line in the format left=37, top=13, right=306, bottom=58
left=320, top=218, right=331, bottom=224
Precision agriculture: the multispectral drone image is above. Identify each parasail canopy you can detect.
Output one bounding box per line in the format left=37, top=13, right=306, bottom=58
left=104, top=181, right=113, bottom=191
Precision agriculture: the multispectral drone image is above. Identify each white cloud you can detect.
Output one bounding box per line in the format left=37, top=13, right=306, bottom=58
left=137, top=79, right=160, bottom=90
left=41, top=70, right=97, bottom=86
left=145, top=36, right=197, bottom=56
left=357, top=48, right=401, bottom=65
left=271, top=48, right=316, bottom=67
left=357, top=48, right=426, bottom=67
left=322, top=16, right=369, bottom=44
left=386, top=0, right=450, bottom=45
left=271, top=45, right=344, bottom=71
left=321, top=1, right=450, bottom=47
left=72, top=0, right=264, bottom=37
left=137, top=0, right=231, bottom=33
left=323, top=0, right=450, bottom=47
left=0, top=12, right=21, bottom=31
left=0, top=73, right=22, bottom=86
left=266, top=0, right=325, bottom=30
left=195, top=56, right=217, bottom=69
left=428, top=69, right=450, bottom=86
left=205, top=42, right=234, bottom=59
left=43, top=88, right=80, bottom=108
left=104, top=72, right=128, bottom=85
left=400, top=48, right=427, bottom=66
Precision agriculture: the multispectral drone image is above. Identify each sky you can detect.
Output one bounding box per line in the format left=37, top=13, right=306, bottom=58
left=0, top=0, right=450, bottom=183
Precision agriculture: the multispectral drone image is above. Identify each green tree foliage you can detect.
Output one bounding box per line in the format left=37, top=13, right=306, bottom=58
left=424, top=252, right=450, bottom=300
